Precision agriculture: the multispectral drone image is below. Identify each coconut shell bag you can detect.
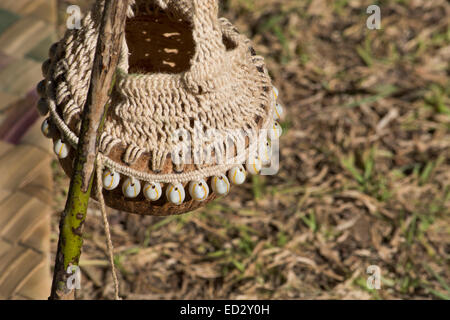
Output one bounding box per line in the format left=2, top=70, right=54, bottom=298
left=37, top=0, right=284, bottom=216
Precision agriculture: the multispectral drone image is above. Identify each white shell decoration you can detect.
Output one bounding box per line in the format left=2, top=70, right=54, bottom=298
left=246, top=156, right=262, bottom=175
left=54, top=139, right=69, bottom=159
left=144, top=182, right=162, bottom=201
left=270, top=121, right=283, bottom=140
left=273, top=86, right=279, bottom=101
left=260, top=141, right=271, bottom=165
left=102, top=169, right=120, bottom=191
left=211, top=175, right=230, bottom=196
left=166, top=183, right=185, bottom=205
left=122, top=177, right=141, bottom=198
left=189, top=179, right=210, bottom=202
left=273, top=103, right=284, bottom=120
left=228, top=166, right=246, bottom=185
left=41, top=118, right=51, bottom=138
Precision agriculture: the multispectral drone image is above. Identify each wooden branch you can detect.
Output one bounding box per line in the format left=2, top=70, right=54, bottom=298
left=49, top=0, right=130, bottom=300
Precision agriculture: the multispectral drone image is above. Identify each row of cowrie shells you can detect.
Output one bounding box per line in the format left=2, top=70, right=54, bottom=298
left=42, top=85, right=283, bottom=161
left=46, top=128, right=274, bottom=169
left=37, top=44, right=57, bottom=117
left=44, top=121, right=280, bottom=168
left=43, top=117, right=275, bottom=177
left=101, top=166, right=251, bottom=205
left=46, top=131, right=280, bottom=165
left=271, top=86, right=283, bottom=140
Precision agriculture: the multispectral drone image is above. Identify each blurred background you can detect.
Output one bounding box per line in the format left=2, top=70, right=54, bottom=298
left=0, top=0, right=448, bottom=299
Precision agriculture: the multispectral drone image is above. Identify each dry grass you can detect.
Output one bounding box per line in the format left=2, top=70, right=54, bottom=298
left=52, top=0, right=450, bottom=299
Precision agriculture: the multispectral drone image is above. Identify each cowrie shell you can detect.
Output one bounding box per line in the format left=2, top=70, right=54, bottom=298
left=41, top=118, right=51, bottom=138
left=166, top=183, right=185, bottom=205
left=54, top=139, right=69, bottom=159
left=212, top=175, right=230, bottom=195
left=122, top=177, right=141, bottom=198
left=273, top=103, right=284, bottom=120
left=144, top=182, right=162, bottom=201
left=260, top=141, right=271, bottom=166
left=49, top=42, right=59, bottom=59
left=189, top=179, right=210, bottom=202
left=102, top=169, right=120, bottom=191
left=246, top=156, right=262, bottom=175
left=37, top=98, right=49, bottom=116
left=37, top=80, right=46, bottom=97
left=270, top=121, right=282, bottom=140
left=42, top=59, right=51, bottom=77
left=273, top=86, right=279, bottom=101
left=228, top=166, right=246, bottom=185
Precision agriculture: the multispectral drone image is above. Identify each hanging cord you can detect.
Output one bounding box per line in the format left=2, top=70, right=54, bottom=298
left=96, top=155, right=121, bottom=300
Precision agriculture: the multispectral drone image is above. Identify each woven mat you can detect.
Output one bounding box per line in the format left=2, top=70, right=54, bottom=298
left=0, top=136, right=53, bottom=300
left=0, top=0, right=56, bottom=300
left=0, top=0, right=57, bottom=118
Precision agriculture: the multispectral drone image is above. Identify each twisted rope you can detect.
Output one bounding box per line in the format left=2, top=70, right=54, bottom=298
left=96, top=155, right=121, bottom=300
